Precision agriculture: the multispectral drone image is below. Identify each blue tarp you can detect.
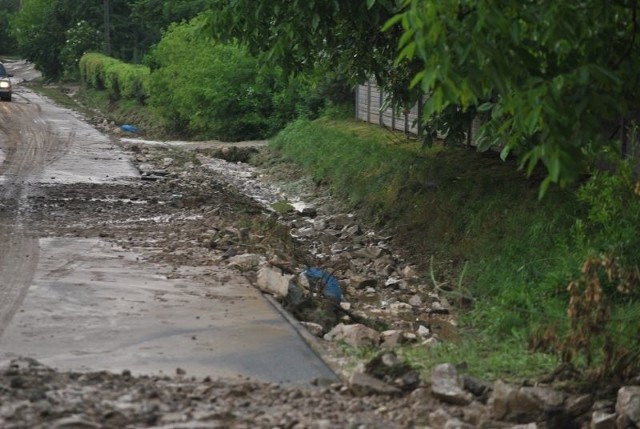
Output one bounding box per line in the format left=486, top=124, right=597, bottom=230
left=303, top=267, right=342, bottom=304
left=120, top=124, right=139, bottom=133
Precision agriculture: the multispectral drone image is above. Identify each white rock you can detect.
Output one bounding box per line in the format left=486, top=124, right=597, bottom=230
left=300, top=322, right=324, bottom=337
left=591, top=410, right=616, bottom=429
left=616, top=385, right=640, bottom=426
left=227, top=253, right=263, bottom=270
left=324, top=323, right=380, bottom=348
left=255, top=266, right=294, bottom=298
left=417, top=325, right=431, bottom=337
left=431, top=363, right=473, bottom=406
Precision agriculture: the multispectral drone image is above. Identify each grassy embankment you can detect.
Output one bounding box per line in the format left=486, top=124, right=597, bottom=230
left=269, top=116, right=588, bottom=382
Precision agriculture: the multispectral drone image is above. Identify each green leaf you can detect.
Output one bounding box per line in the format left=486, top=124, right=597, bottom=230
left=382, top=13, right=404, bottom=32
left=409, top=70, right=425, bottom=89
left=499, top=145, right=511, bottom=161
left=366, top=0, right=376, bottom=10
left=477, top=102, right=493, bottom=112
left=548, top=154, right=560, bottom=182
left=538, top=177, right=552, bottom=200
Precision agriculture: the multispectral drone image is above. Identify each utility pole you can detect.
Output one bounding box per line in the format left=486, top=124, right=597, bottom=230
left=103, top=0, right=111, bottom=56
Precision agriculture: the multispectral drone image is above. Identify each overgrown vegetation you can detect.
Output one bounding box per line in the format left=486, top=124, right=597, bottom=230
left=270, top=117, right=640, bottom=381
left=76, top=15, right=350, bottom=141
left=144, top=17, right=295, bottom=140
left=79, top=53, right=149, bottom=103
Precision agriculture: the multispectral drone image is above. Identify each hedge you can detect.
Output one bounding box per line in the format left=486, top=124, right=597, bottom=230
left=79, top=53, right=149, bottom=104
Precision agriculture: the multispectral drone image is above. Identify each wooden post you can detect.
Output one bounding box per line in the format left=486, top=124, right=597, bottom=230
left=366, top=80, right=372, bottom=123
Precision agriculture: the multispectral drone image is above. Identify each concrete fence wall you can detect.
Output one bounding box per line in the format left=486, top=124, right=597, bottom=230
left=356, top=81, right=640, bottom=170
left=355, top=80, right=423, bottom=136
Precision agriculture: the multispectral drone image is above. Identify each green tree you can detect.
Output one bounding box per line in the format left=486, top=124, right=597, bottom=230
left=13, top=0, right=102, bottom=78
left=392, top=0, right=640, bottom=194
left=12, top=0, right=65, bottom=78
left=205, top=0, right=422, bottom=109
left=60, top=20, right=102, bottom=79
left=128, top=0, right=212, bottom=62
left=147, top=16, right=298, bottom=141
left=0, top=0, right=19, bottom=54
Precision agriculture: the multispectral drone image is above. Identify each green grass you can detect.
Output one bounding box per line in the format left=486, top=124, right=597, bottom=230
left=270, top=117, right=586, bottom=381
left=74, top=88, right=168, bottom=139
left=402, top=336, right=560, bottom=383
left=27, top=82, right=88, bottom=112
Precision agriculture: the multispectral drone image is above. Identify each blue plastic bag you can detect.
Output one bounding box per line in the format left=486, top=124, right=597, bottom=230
left=303, top=267, right=342, bottom=304
left=120, top=124, right=139, bottom=133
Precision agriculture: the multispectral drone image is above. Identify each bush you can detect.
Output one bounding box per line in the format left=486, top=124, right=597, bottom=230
left=145, top=15, right=348, bottom=141
left=79, top=53, right=149, bottom=103
left=146, top=17, right=273, bottom=140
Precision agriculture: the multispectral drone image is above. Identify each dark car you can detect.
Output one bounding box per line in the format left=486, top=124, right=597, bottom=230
left=0, top=63, right=13, bottom=102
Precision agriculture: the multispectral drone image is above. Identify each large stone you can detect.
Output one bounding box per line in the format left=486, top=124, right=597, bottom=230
left=300, top=322, right=324, bottom=337
left=351, top=246, right=386, bottom=260
left=566, top=394, right=593, bottom=417
left=431, top=363, right=473, bottom=406
left=380, top=330, right=406, bottom=348
left=428, top=408, right=475, bottom=429
left=255, top=266, right=294, bottom=298
left=615, top=386, right=640, bottom=426
left=490, top=380, right=566, bottom=423
left=591, top=411, right=616, bottom=429
left=227, top=253, right=263, bottom=270
left=323, top=323, right=381, bottom=348
left=348, top=372, right=401, bottom=396
left=350, top=275, right=377, bottom=290
left=491, top=380, right=517, bottom=420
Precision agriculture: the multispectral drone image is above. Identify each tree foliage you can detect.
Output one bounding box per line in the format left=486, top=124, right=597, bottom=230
left=146, top=16, right=307, bottom=141
left=13, top=0, right=102, bottom=78
left=11, top=0, right=210, bottom=78
left=0, top=0, right=19, bottom=54
left=393, top=0, right=640, bottom=193
left=204, top=0, right=422, bottom=108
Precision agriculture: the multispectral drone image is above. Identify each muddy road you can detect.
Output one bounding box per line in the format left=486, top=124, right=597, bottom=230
left=0, top=61, right=335, bottom=384
left=0, top=62, right=452, bottom=429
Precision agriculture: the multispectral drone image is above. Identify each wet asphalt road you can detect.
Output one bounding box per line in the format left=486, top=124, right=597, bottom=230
left=0, top=60, right=337, bottom=384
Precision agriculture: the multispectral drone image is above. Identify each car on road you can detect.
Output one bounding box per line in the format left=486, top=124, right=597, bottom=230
left=0, top=63, right=13, bottom=102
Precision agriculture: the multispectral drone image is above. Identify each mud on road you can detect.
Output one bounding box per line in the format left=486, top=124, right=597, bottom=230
left=0, top=63, right=448, bottom=428
left=1, top=62, right=586, bottom=429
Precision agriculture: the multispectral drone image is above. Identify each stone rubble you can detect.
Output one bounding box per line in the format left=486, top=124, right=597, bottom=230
left=11, top=132, right=640, bottom=428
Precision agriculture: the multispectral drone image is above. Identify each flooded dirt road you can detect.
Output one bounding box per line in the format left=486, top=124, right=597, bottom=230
left=0, top=61, right=336, bottom=384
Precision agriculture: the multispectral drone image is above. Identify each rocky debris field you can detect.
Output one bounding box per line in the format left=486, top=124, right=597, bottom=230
left=8, top=138, right=640, bottom=429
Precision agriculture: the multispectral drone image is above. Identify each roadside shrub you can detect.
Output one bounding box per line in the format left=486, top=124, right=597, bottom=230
left=146, top=17, right=268, bottom=140
left=79, top=53, right=149, bottom=103
left=146, top=15, right=334, bottom=141
left=80, top=53, right=117, bottom=90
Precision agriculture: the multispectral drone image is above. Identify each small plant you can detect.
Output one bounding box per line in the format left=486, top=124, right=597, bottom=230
left=271, top=200, right=295, bottom=215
